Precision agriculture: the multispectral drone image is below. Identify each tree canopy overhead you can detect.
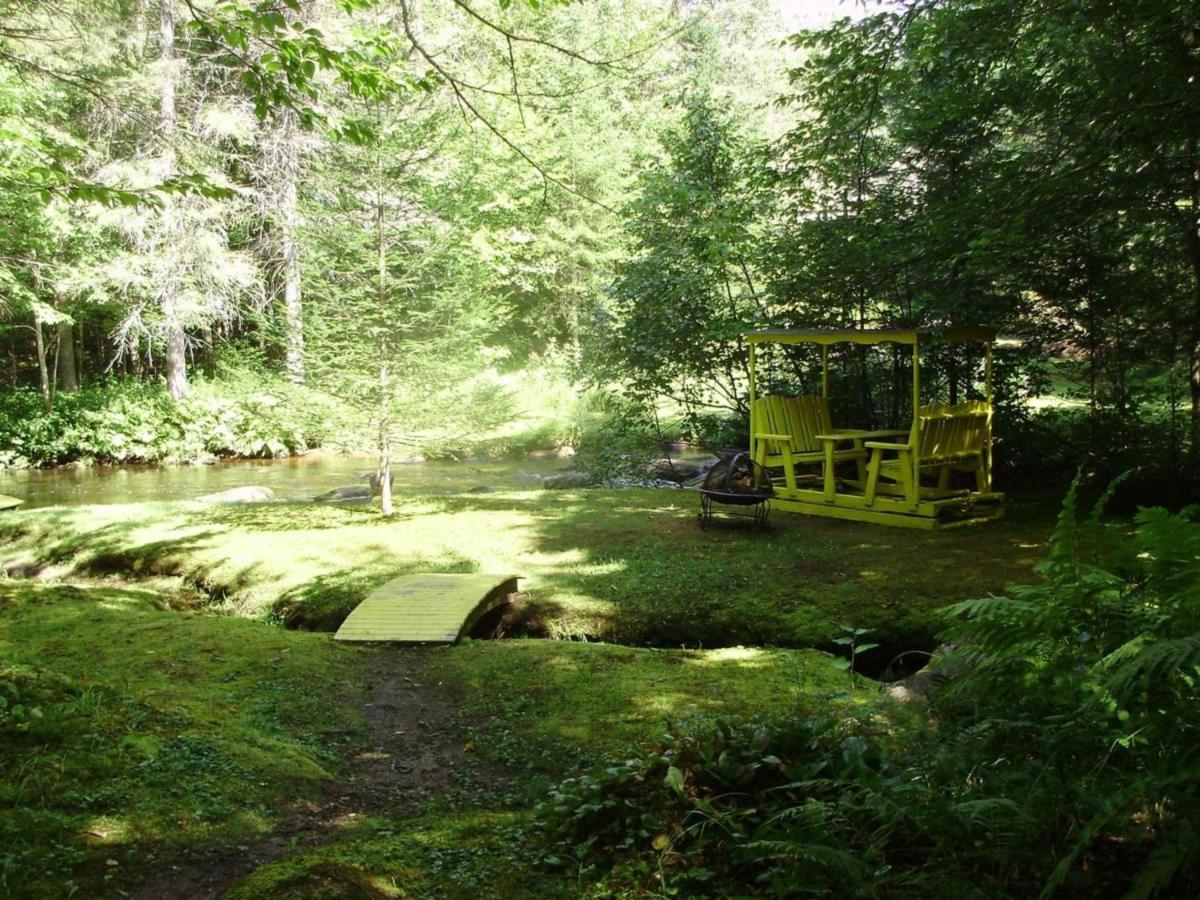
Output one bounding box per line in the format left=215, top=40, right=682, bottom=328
left=0, top=0, right=1196, bottom=494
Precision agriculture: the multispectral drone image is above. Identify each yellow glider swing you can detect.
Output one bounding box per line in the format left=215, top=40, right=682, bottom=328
left=746, top=327, right=1004, bottom=529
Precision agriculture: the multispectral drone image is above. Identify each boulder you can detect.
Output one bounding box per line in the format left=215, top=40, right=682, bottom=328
left=603, top=477, right=682, bottom=490
left=315, top=485, right=372, bottom=503
left=359, top=471, right=394, bottom=495
left=467, top=485, right=494, bottom=493
left=885, top=644, right=963, bottom=705
left=541, top=471, right=591, bottom=490
left=646, top=455, right=719, bottom=483
left=528, top=446, right=576, bottom=459
left=196, top=486, right=276, bottom=503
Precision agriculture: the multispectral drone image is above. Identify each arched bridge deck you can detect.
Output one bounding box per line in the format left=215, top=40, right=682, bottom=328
left=333, top=573, right=520, bottom=644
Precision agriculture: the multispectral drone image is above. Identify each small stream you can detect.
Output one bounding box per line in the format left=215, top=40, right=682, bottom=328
left=0, top=453, right=573, bottom=509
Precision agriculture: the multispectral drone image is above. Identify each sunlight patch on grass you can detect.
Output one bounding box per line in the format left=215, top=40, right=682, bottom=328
left=0, top=580, right=368, bottom=896
left=433, top=640, right=862, bottom=772
left=0, top=489, right=1051, bottom=650
left=80, top=816, right=130, bottom=845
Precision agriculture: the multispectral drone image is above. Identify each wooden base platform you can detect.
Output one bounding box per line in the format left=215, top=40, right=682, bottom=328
left=771, top=487, right=1004, bottom=529
left=334, top=573, right=520, bottom=643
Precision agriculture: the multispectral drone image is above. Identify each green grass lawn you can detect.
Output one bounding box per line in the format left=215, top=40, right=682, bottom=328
left=0, top=487, right=1052, bottom=653
left=435, top=639, right=861, bottom=776
left=0, top=488, right=1054, bottom=896
left=224, top=639, right=866, bottom=900
left=0, top=579, right=369, bottom=897
left=0, top=580, right=877, bottom=896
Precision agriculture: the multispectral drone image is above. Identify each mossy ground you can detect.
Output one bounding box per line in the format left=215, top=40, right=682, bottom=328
left=0, top=488, right=1053, bottom=896
left=435, top=640, right=860, bottom=776
left=0, top=487, right=1052, bottom=651
left=0, top=579, right=368, bottom=897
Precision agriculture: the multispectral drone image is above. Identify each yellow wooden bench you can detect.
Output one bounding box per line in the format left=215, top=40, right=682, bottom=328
left=863, top=401, right=990, bottom=507
left=750, top=395, right=867, bottom=491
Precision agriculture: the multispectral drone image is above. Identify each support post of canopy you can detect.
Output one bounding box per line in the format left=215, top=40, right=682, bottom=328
left=821, top=345, right=829, bottom=399
left=912, top=336, right=921, bottom=499
left=985, top=340, right=994, bottom=491
left=748, top=341, right=757, bottom=451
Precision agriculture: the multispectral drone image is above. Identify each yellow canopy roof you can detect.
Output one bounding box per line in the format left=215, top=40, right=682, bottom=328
left=744, top=326, right=996, bottom=346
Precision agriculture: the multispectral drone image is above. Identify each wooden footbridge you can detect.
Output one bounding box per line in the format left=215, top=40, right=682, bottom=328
left=334, top=573, right=521, bottom=644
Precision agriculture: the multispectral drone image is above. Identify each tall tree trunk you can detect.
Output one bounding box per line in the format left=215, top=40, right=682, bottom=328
left=1173, top=137, right=1200, bottom=460
left=28, top=251, right=53, bottom=409
left=159, top=0, right=188, bottom=400
left=56, top=320, right=79, bottom=392
left=375, top=163, right=394, bottom=517
left=33, top=317, right=51, bottom=412
left=280, top=108, right=305, bottom=385
left=75, top=320, right=84, bottom=388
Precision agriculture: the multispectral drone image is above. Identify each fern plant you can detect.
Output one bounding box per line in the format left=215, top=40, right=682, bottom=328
left=941, top=477, right=1200, bottom=898
left=534, top=480, right=1200, bottom=897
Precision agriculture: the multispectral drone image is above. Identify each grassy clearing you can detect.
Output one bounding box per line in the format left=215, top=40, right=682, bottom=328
left=222, top=639, right=870, bottom=898
left=0, top=580, right=369, bottom=898
left=435, top=640, right=862, bottom=775
left=224, top=810, right=562, bottom=899
left=0, top=488, right=1052, bottom=652
left=0, top=487, right=1051, bottom=894
left=0, top=583, right=874, bottom=897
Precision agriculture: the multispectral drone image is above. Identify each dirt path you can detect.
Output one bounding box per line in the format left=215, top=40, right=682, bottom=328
left=128, top=645, right=488, bottom=899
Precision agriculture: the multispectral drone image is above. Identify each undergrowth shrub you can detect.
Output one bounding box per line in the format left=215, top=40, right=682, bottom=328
left=0, top=373, right=345, bottom=467
left=536, top=481, right=1200, bottom=897
left=572, top=392, right=681, bottom=482
left=938, top=476, right=1200, bottom=898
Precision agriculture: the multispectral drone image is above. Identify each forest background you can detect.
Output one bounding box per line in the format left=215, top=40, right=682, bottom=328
left=1, top=0, right=1197, bottom=504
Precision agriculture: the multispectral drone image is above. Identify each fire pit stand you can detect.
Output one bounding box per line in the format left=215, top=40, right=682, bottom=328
left=698, top=451, right=774, bottom=530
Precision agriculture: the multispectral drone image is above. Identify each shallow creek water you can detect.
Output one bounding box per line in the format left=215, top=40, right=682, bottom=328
left=0, top=453, right=573, bottom=509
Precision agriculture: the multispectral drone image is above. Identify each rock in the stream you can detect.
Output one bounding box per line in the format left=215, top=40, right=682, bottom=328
left=196, top=486, right=276, bottom=503
left=604, top=477, right=682, bottom=490
left=885, top=644, right=965, bottom=705
left=315, top=485, right=373, bottom=503
left=358, top=471, right=394, bottom=494
left=646, top=455, right=719, bottom=483
left=467, top=485, right=494, bottom=493
left=528, top=446, right=576, bottom=459
left=541, top=471, right=591, bottom=489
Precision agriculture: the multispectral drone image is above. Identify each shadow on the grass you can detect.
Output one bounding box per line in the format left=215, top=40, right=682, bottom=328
left=516, top=487, right=1057, bottom=656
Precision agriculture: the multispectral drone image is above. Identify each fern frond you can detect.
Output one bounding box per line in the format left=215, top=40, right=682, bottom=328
left=1104, top=635, right=1200, bottom=696
left=1125, top=819, right=1199, bottom=900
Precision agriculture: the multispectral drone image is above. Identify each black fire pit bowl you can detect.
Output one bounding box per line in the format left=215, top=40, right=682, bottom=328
left=698, top=451, right=774, bottom=530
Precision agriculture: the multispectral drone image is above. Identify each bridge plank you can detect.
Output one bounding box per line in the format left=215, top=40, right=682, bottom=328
left=333, top=573, right=520, bottom=644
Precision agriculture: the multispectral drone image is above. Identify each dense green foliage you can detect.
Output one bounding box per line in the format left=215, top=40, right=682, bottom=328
left=0, top=0, right=785, bottom=469
left=1, top=0, right=1195, bottom=494
left=0, top=374, right=338, bottom=467
left=3, top=1, right=1199, bottom=896
left=536, top=484, right=1200, bottom=896
left=586, top=0, right=1200, bottom=499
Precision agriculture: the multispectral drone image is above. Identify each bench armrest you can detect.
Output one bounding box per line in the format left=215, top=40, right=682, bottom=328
left=753, top=433, right=793, bottom=443
left=864, top=441, right=912, bottom=451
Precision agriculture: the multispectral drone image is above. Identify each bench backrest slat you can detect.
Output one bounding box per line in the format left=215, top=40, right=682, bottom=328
left=916, top=401, right=989, bottom=460
left=752, top=395, right=832, bottom=455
